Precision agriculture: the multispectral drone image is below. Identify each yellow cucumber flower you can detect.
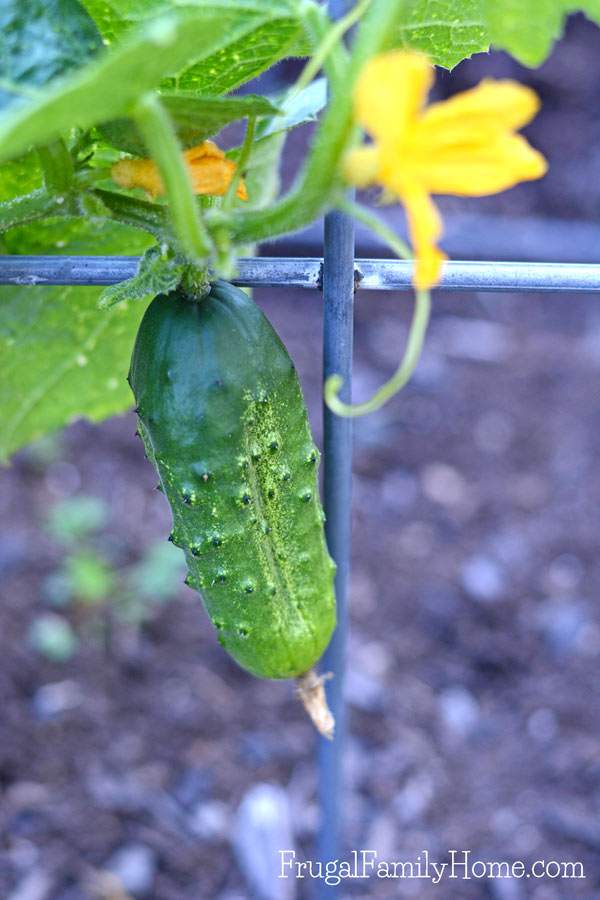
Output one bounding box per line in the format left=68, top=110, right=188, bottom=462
left=344, top=51, right=548, bottom=290
left=111, top=140, right=248, bottom=201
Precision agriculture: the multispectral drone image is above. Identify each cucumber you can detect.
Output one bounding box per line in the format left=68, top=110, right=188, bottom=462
left=129, top=281, right=336, bottom=680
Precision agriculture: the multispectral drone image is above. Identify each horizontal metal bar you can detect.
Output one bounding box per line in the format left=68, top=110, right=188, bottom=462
left=356, top=259, right=600, bottom=293
left=2, top=255, right=600, bottom=292
left=0, top=255, right=142, bottom=286
left=0, top=255, right=321, bottom=288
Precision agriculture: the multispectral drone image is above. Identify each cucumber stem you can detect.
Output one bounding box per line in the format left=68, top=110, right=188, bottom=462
left=296, top=668, right=335, bottom=739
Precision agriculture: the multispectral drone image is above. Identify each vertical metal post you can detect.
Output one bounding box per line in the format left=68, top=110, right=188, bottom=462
left=318, top=199, right=354, bottom=891
left=316, top=5, right=354, bottom=892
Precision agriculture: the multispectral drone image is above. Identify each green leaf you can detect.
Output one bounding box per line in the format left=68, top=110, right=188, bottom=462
left=0, top=5, right=297, bottom=164
left=100, top=92, right=280, bottom=155
left=395, top=1, right=600, bottom=69
left=162, top=92, right=280, bottom=143
left=0, top=153, right=42, bottom=204
left=0, top=0, right=103, bottom=111
left=78, top=0, right=130, bottom=45
left=395, top=0, right=488, bottom=69
left=98, top=244, right=185, bottom=308
left=0, top=217, right=154, bottom=461
left=0, top=281, right=148, bottom=461
left=81, top=0, right=305, bottom=95
left=165, top=15, right=304, bottom=95
left=485, top=1, right=600, bottom=66
left=254, top=78, right=326, bottom=142
left=80, top=0, right=300, bottom=34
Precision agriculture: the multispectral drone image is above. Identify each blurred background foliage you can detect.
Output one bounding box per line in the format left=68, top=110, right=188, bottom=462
left=27, top=479, right=186, bottom=663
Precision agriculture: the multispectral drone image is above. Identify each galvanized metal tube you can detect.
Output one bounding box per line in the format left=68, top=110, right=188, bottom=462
left=4, top=256, right=600, bottom=292
left=318, top=207, right=355, bottom=896
left=354, top=258, right=600, bottom=293
left=0, top=255, right=142, bottom=286
left=0, top=255, right=322, bottom=289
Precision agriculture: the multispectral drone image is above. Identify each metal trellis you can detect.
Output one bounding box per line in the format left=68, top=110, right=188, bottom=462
left=3, top=256, right=600, bottom=292
left=319, top=209, right=355, bottom=898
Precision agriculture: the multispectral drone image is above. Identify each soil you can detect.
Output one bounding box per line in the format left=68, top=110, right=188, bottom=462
left=2, top=14, right=600, bottom=900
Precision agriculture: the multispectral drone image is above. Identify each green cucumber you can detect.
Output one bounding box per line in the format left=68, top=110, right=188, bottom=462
left=129, top=280, right=336, bottom=680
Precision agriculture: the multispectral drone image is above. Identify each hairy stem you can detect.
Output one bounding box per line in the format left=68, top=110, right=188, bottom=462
left=291, top=0, right=371, bottom=98
left=135, top=93, right=213, bottom=260
left=0, top=189, right=71, bottom=233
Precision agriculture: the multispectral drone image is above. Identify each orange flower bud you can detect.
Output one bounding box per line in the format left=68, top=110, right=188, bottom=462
left=111, top=140, right=247, bottom=201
